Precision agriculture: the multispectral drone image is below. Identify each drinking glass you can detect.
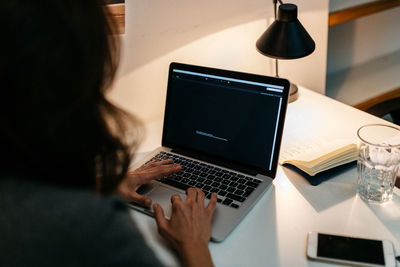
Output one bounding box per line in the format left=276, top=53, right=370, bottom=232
left=357, top=124, right=400, bottom=203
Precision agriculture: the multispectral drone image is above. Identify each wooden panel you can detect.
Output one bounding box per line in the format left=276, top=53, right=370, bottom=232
left=353, top=87, right=400, bottom=111
left=106, top=4, right=125, bottom=34
left=329, top=0, right=400, bottom=26
left=104, top=0, right=124, bottom=4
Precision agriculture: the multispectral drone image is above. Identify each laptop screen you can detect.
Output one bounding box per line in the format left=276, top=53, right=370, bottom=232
left=162, top=63, right=289, bottom=177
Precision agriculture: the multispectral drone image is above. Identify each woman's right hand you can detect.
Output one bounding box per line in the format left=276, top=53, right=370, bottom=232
left=153, top=188, right=217, bottom=267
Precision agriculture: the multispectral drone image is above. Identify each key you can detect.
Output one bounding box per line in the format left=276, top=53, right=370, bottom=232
left=222, top=198, right=233, bottom=206
left=226, top=193, right=245, bottom=202
left=245, top=181, right=259, bottom=188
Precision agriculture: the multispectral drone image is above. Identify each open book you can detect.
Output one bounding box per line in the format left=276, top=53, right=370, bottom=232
left=279, top=137, right=358, bottom=176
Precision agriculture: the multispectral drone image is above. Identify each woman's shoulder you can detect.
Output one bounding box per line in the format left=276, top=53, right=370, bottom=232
left=0, top=175, right=126, bottom=220
left=0, top=176, right=163, bottom=267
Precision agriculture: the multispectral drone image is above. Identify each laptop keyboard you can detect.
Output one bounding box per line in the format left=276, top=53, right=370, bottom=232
left=148, top=151, right=262, bottom=209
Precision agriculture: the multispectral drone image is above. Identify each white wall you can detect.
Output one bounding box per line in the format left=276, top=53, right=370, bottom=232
left=327, top=7, right=400, bottom=75
left=109, top=0, right=329, bottom=124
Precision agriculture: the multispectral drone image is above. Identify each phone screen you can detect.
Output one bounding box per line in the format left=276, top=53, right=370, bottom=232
left=317, top=233, right=385, bottom=265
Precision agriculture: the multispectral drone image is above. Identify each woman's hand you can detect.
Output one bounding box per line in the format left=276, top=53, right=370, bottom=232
left=117, top=159, right=181, bottom=206
left=153, top=188, right=217, bottom=267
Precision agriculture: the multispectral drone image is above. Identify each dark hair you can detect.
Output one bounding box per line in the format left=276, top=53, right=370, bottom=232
left=0, top=0, right=139, bottom=194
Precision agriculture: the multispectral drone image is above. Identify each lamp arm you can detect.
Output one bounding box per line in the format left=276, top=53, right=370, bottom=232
left=273, top=0, right=277, bottom=19
left=272, top=0, right=281, bottom=77
left=273, top=0, right=284, bottom=19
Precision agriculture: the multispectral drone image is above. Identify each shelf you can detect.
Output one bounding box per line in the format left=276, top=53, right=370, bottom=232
left=353, top=87, right=400, bottom=111
left=326, top=50, right=400, bottom=107
left=104, top=0, right=124, bottom=4
left=329, top=0, right=400, bottom=26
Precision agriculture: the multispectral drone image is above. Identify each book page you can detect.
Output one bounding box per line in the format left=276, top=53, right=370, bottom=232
left=279, top=109, right=358, bottom=164
left=279, top=137, right=355, bottom=164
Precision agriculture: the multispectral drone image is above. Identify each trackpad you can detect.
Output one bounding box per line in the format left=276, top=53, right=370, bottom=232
left=148, top=186, right=186, bottom=219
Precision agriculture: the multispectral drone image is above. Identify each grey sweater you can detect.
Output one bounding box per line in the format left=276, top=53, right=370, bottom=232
left=0, top=177, right=164, bottom=267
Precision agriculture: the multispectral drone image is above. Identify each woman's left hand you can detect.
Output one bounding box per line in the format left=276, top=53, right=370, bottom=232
left=117, top=159, right=181, bottom=207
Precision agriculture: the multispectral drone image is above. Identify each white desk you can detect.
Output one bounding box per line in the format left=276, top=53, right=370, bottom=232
left=130, top=87, right=400, bottom=267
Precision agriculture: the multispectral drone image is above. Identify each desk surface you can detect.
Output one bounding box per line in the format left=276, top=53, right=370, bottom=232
left=131, top=87, right=400, bottom=267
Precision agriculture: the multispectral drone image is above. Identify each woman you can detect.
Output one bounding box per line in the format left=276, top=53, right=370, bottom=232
left=0, top=1, right=216, bottom=266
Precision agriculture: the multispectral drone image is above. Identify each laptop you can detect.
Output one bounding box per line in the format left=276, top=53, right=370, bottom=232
left=129, top=62, right=289, bottom=242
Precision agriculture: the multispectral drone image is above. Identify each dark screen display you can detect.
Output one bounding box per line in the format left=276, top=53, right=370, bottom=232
left=317, top=234, right=384, bottom=265
left=164, top=68, right=285, bottom=172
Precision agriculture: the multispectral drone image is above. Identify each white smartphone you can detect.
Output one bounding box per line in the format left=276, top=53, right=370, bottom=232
left=307, top=232, right=396, bottom=267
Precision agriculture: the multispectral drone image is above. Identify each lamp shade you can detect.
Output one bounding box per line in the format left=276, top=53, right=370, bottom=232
left=256, top=4, right=315, bottom=59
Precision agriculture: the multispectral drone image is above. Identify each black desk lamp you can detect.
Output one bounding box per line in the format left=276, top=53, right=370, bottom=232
left=256, top=1, right=315, bottom=102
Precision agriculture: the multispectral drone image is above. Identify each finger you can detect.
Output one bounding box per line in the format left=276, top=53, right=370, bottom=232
left=133, top=194, right=152, bottom=207
left=162, top=164, right=182, bottom=175
left=158, top=159, right=174, bottom=165
left=170, top=194, right=182, bottom=204
left=121, top=189, right=152, bottom=207
left=135, top=159, right=174, bottom=172
left=142, top=164, right=182, bottom=181
left=153, top=203, right=169, bottom=233
left=196, top=188, right=205, bottom=204
left=186, top=187, right=197, bottom=201
left=132, top=164, right=181, bottom=184
left=148, top=159, right=174, bottom=167
left=138, top=159, right=160, bottom=169
left=155, top=162, right=181, bottom=171
left=206, top=193, right=217, bottom=217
